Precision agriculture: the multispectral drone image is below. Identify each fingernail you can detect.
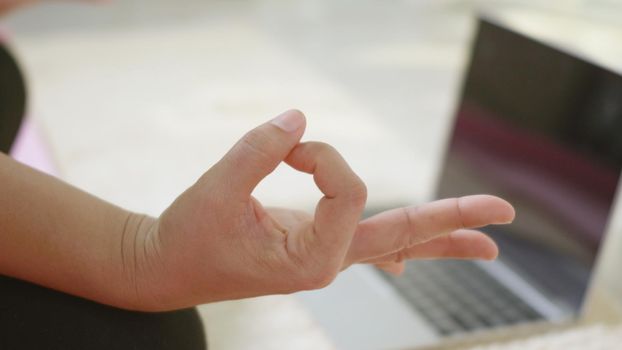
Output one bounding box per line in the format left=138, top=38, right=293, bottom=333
left=270, top=110, right=304, bottom=132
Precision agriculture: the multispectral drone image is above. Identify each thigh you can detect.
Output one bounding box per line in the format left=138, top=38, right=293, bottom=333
left=0, top=275, right=207, bottom=350
left=0, top=43, right=26, bottom=154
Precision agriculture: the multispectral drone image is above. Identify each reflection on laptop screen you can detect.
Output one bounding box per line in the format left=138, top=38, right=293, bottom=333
left=437, top=19, right=622, bottom=312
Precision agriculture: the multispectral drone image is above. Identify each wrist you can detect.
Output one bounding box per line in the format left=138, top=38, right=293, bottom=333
left=112, top=212, right=167, bottom=311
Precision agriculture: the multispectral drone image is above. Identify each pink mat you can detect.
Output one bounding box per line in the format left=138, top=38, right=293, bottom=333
left=10, top=117, right=59, bottom=176
left=2, top=27, right=58, bottom=176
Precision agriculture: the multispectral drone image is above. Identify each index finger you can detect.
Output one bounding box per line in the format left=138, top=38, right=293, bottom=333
left=285, top=142, right=367, bottom=260
left=347, top=195, right=514, bottom=263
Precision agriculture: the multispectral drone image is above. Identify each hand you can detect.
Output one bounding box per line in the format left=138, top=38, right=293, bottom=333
left=124, top=110, right=514, bottom=311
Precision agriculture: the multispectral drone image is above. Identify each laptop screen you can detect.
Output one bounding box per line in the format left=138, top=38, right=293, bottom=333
left=436, top=19, right=622, bottom=313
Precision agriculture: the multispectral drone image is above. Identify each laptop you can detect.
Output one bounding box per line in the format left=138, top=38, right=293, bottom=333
left=296, top=17, right=622, bottom=350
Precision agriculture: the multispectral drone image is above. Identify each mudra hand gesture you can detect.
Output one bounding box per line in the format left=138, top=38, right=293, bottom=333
left=128, top=110, right=515, bottom=310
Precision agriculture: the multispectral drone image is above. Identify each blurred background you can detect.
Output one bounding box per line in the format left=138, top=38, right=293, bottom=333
left=3, top=0, right=622, bottom=349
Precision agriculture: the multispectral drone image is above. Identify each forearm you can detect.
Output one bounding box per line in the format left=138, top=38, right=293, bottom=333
left=0, top=110, right=516, bottom=315
left=0, top=152, right=153, bottom=309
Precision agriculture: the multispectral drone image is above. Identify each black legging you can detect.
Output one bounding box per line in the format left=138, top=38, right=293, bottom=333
left=0, top=275, right=207, bottom=349
left=0, top=44, right=207, bottom=349
left=0, top=42, right=25, bottom=154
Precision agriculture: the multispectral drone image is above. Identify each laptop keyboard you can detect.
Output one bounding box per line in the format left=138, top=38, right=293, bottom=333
left=380, top=260, right=543, bottom=336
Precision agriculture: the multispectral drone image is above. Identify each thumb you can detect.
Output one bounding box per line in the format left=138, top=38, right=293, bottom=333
left=212, top=110, right=306, bottom=198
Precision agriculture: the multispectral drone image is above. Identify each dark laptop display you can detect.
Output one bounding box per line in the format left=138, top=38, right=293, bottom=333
left=382, top=18, right=622, bottom=336
left=437, top=19, right=622, bottom=312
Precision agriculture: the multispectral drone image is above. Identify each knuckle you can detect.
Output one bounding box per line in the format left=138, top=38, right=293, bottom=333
left=240, top=130, right=274, bottom=167
left=401, top=207, right=420, bottom=246
left=454, top=197, right=467, bottom=229
left=306, top=140, right=367, bottom=205
left=318, top=142, right=337, bottom=153
left=311, top=141, right=337, bottom=155
left=346, top=178, right=368, bottom=206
